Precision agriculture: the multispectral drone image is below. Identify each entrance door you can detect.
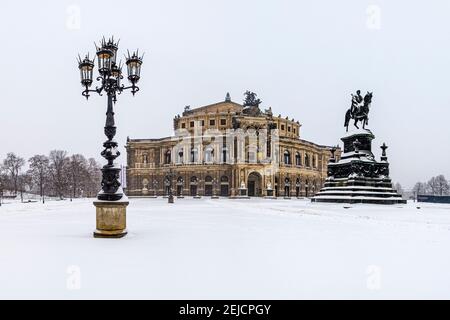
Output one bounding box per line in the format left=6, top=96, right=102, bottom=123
left=205, top=185, right=212, bottom=196
left=190, top=185, right=197, bottom=196
left=220, top=185, right=229, bottom=197
left=296, top=186, right=300, bottom=197
left=177, top=185, right=182, bottom=196
left=248, top=181, right=255, bottom=197
left=247, top=172, right=262, bottom=197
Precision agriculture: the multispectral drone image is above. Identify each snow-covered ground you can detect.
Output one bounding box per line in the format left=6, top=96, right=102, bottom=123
left=1, top=197, right=449, bottom=299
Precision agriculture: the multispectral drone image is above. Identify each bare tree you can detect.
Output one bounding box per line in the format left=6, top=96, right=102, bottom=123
left=427, top=175, right=449, bottom=196
left=412, top=182, right=428, bottom=196
left=85, top=158, right=102, bottom=198
left=2, top=153, right=25, bottom=195
left=28, top=155, right=50, bottom=202
left=394, top=182, right=404, bottom=196
left=49, top=150, right=69, bottom=199
left=17, top=172, right=32, bottom=202
left=67, top=154, right=88, bottom=199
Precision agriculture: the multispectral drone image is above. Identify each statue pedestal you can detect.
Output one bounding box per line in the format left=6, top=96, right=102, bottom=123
left=230, top=188, right=250, bottom=199
left=312, top=128, right=405, bottom=205
left=93, top=198, right=128, bottom=238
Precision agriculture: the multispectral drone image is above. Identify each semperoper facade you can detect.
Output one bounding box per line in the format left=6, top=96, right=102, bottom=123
left=125, top=92, right=339, bottom=197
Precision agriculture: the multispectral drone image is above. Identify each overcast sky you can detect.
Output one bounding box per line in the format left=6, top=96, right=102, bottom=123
left=0, top=0, right=449, bottom=188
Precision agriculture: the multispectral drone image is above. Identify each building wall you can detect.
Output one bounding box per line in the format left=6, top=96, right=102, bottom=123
left=125, top=100, right=339, bottom=197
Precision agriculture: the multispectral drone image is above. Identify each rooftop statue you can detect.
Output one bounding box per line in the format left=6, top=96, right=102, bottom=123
left=344, top=90, right=373, bottom=132
left=243, top=91, right=262, bottom=116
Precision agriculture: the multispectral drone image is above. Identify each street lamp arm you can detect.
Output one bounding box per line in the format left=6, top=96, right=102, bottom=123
left=120, top=84, right=140, bottom=96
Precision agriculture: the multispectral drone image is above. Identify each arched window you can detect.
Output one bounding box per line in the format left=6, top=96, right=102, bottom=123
left=222, top=146, right=228, bottom=163
left=177, top=176, right=184, bottom=184
left=285, top=177, right=290, bottom=185
left=305, top=153, right=310, bottom=167
left=177, top=149, right=184, bottom=164
left=295, top=152, right=301, bottom=166
left=205, top=175, right=213, bottom=183
left=284, top=150, right=291, bottom=165
left=165, top=150, right=171, bottom=164
left=312, top=154, right=317, bottom=168
left=204, top=147, right=214, bottom=163
left=220, top=176, right=229, bottom=183
left=190, top=147, right=198, bottom=163
left=190, top=176, right=198, bottom=183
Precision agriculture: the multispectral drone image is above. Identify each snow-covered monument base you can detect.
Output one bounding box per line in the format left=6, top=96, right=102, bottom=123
left=313, top=128, right=405, bottom=204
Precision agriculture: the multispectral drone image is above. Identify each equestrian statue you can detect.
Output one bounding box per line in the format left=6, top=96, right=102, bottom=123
left=344, top=90, right=373, bottom=132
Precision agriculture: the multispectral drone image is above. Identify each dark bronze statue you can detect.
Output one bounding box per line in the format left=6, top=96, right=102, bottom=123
left=243, top=91, right=262, bottom=107
left=243, top=91, right=262, bottom=116
left=344, top=90, right=373, bottom=131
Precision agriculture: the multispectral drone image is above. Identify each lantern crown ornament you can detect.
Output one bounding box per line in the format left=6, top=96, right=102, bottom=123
left=78, top=36, right=143, bottom=100
left=125, top=49, right=144, bottom=95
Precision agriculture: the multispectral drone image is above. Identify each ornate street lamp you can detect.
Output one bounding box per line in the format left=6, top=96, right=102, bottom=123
left=153, top=180, right=159, bottom=197
left=166, top=169, right=175, bottom=204
left=77, top=36, right=144, bottom=238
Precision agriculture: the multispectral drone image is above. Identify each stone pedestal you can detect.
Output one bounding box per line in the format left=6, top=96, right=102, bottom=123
left=93, top=199, right=129, bottom=238
left=312, top=128, right=406, bottom=205
left=239, top=188, right=247, bottom=196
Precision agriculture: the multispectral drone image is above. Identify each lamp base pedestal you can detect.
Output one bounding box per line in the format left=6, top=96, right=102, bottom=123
left=93, top=199, right=129, bottom=238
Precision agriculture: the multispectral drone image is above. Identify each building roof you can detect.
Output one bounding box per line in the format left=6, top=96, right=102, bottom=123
left=182, top=100, right=243, bottom=116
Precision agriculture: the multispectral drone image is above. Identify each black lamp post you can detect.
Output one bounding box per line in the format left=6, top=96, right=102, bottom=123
left=212, top=177, right=219, bottom=199
left=77, top=36, right=144, bottom=238
left=153, top=180, right=159, bottom=197
left=166, top=169, right=175, bottom=204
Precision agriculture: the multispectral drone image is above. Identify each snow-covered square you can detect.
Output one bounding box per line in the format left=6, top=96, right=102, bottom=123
left=1, top=198, right=449, bottom=299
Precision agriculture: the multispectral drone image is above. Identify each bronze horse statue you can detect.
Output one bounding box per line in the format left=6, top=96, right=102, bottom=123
left=344, top=91, right=372, bottom=131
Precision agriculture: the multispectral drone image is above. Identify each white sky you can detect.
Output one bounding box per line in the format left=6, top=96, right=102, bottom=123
left=0, top=0, right=449, bottom=188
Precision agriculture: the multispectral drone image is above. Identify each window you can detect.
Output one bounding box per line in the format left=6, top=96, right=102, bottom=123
left=295, top=152, right=301, bottom=166
left=305, top=153, right=310, bottom=167
left=281, top=124, right=285, bottom=131
left=220, top=119, right=227, bottom=126
left=201, top=120, right=205, bottom=127
left=288, top=126, right=291, bottom=132
left=222, top=147, right=228, bottom=163
left=190, top=121, right=195, bottom=128
left=204, top=147, right=214, bottom=163
left=190, top=148, right=198, bottom=163
left=293, top=128, right=296, bottom=134
left=210, top=119, right=215, bottom=126
left=284, top=150, right=291, bottom=165
left=164, top=150, right=171, bottom=164
left=313, top=155, right=317, bottom=168
left=181, top=123, right=186, bottom=129
left=177, top=149, right=184, bottom=164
